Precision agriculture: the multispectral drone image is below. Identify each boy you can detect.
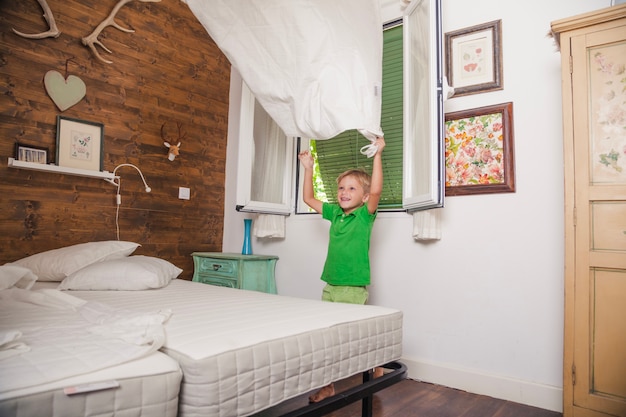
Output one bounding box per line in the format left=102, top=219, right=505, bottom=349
left=297, top=136, right=385, bottom=402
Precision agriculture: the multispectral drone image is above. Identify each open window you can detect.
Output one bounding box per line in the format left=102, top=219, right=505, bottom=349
left=235, top=82, right=295, bottom=215
left=402, top=0, right=444, bottom=211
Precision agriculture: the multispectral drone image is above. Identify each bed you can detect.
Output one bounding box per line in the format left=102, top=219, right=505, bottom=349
left=0, top=264, right=182, bottom=417
left=4, top=241, right=404, bottom=417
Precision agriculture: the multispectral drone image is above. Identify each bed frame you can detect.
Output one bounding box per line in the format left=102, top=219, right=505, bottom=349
left=263, top=361, right=407, bottom=417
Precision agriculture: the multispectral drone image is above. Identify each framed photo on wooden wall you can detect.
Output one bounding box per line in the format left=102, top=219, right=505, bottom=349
left=444, top=102, right=515, bottom=196
left=56, top=116, right=104, bottom=172
left=445, top=20, right=503, bottom=97
left=15, top=143, right=48, bottom=164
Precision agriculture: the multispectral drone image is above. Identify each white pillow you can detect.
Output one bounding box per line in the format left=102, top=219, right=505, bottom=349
left=58, top=256, right=182, bottom=291
left=0, top=265, right=37, bottom=290
left=9, top=241, right=140, bottom=282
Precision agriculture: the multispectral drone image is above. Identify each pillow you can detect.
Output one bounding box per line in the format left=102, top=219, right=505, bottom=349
left=58, top=256, right=182, bottom=291
left=0, top=265, right=37, bottom=290
left=9, top=241, right=140, bottom=282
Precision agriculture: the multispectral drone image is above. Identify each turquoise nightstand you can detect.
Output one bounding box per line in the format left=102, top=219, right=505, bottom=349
left=191, top=252, right=278, bottom=294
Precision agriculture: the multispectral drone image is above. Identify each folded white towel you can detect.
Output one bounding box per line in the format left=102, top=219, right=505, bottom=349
left=412, top=208, right=442, bottom=241
left=254, top=214, right=286, bottom=239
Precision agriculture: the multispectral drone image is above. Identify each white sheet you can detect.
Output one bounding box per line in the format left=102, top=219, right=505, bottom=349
left=0, top=288, right=169, bottom=393
left=183, top=0, right=384, bottom=140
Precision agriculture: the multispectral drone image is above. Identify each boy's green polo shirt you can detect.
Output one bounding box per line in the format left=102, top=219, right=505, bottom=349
left=321, top=202, right=377, bottom=286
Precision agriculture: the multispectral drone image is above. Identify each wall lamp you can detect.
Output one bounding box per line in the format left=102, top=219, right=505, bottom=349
left=104, top=163, right=151, bottom=199
left=103, top=163, right=152, bottom=240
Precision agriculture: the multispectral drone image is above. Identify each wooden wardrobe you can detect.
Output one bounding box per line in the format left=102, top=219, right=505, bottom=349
left=551, top=4, right=626, bottom=417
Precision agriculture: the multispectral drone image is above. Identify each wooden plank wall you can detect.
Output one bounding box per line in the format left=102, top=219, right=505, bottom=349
left=0, top=0, right=231, bottom=279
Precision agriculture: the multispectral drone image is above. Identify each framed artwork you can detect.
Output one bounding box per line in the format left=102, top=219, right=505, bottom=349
left=56, top=116, right=104, bottom=172
left=445, top=20, right=503, bottom=97
left=444, top=102, right=515, bottom=196
left=15, top=143, right=48, bottom=164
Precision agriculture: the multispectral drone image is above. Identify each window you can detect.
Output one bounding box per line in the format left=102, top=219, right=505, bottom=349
left=237, top=0, right=443, bottom=215
left=297, top=22, right=405, bottom=212
left=297, top=0, right=444, bottom=213
left=235, top=81, right=295, bottom=215
left=402, top=0, right=444, bottom=211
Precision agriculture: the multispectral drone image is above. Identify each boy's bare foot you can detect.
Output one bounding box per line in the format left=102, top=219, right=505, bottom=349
left=309, top=383, right=335, bottom=403
left=373, top=367, right=384, bottom=378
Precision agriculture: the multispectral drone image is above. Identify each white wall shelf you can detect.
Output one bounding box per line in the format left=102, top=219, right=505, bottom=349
left=7, top=157, right=117, bottom=181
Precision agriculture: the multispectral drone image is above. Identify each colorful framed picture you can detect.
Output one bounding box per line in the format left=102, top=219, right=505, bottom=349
left=56, top=116, right=104, bottom=172
left=444, top=102, right=515, bottom=196
left=445, top=20, right=503, bottom=97
left=15, top=143, right=48, bottom=164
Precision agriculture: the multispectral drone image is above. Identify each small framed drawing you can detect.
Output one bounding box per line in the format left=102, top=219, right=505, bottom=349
left=15, top=143, right=48, bottom=164
left=445, top=20, right=503, bottom=97
left=56, top=116, right=104, bottom=172
left=445, top=102, right=515, bottom=196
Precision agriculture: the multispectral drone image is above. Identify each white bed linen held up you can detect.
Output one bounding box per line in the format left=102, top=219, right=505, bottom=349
left=0, top=288, right=170, bottom=393
left=183, top=0, right=384, bottom=141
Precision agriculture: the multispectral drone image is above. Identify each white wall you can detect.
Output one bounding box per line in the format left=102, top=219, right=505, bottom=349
left=222, top=0, right=610, bottom=412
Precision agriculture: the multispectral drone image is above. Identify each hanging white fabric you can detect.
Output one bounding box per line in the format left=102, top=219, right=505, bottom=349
left=412, top=208, right=442, bottom=241
left=254, top=214, right=286, bottom=238
left=183, top=0, right=384, bottom=141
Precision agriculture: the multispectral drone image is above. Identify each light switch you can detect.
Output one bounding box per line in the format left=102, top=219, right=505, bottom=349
left=178, top=187, right=190, bottom=200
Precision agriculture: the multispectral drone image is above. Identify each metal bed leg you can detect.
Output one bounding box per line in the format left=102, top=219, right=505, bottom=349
left=361, top=369, right=373, bottom=417
left=277, top=361, right=407, bottom=417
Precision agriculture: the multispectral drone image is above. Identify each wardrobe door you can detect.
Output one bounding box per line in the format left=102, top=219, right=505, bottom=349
left=554, top=5, right=626, bottom=416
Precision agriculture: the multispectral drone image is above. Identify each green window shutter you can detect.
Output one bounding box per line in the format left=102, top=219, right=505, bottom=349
left=379, top=24, right=403, bottom=208
left=314, top=24, right=403, bottom=208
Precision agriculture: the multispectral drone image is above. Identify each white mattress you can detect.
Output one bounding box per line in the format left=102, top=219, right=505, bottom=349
left=0, top=352, right=182, bottom=417
left=52, top=279, right=403, bottom=417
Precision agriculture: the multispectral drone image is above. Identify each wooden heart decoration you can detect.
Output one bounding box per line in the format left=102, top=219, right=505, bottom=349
left=44, top=70, right=86, bottom=111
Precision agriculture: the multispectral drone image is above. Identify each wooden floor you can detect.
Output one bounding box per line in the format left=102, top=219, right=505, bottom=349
left=255, top=374, right=562, bottom=417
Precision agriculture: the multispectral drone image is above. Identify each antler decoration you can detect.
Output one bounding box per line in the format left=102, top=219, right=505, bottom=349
left=161, top=122, right=186, bottom=161
left=82, top=0, right=161, bottom=64
left=13, top=0, right=60, bottom=39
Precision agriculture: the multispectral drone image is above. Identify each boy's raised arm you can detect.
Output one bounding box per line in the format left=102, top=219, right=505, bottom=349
left=367, top=137, right=385, bottom=214
left=298, top=150, right=324, bottom=214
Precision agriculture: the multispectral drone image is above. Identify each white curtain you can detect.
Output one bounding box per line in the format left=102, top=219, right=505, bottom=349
left=251, top=101, right=286, bottom=204
left=251, top=102, right=287, bottom=238
left=183, top=0, right=383, bottom=140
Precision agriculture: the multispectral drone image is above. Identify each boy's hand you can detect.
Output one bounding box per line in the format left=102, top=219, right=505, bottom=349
left=373, top=137, right=385, bottom=155
left=298, top=150, right=314, bottom=170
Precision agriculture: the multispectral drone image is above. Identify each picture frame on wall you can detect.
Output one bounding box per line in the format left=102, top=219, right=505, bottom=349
left=444, top=102, right=515, bottom=196
left=445, top=20, right=503, bottom=97
left=56, top=116, right=104, bottom=172
left=15, top=143, right=48, bottom=164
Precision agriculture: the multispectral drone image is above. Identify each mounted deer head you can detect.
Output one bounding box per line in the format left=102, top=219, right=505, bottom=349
left=161, top=122, right=186, bottom=161
left=164, top=141, right=181, bottom=161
